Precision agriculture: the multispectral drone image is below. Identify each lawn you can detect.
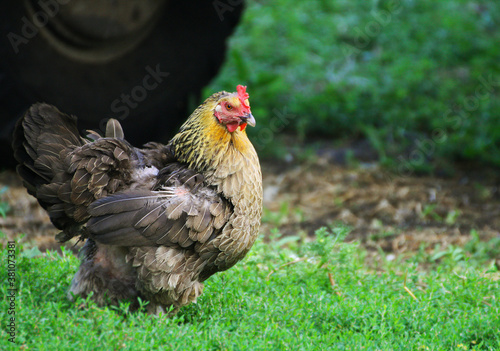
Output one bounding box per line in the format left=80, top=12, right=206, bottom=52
left=1, top=227, right=499, bottom=350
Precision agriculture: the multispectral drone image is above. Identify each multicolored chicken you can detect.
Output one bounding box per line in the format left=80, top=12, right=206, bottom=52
left=13, top=85, right=262, bottom=314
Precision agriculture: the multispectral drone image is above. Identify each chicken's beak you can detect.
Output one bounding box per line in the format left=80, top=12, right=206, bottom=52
left=241, top=113, right=256, bottom=127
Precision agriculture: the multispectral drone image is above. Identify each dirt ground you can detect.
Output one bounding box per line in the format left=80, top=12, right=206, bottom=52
left=261, top=158, right=499, bottom=255
left=1, top=156, right=499, bottom=258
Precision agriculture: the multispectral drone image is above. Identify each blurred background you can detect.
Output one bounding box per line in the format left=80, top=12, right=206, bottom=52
left=0, top=0, right=243, bottom=165
left=1, top=0, right=499, bottom=259
left=206, top=0, right=500, bottom=171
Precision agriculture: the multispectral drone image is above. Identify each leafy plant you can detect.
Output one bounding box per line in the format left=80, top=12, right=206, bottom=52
left=208, top=0, right=500, bottom=170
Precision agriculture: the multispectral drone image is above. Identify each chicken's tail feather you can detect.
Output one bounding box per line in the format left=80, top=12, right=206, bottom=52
left=12, top=103, right=86, bottom=234
left=13, top=103, right=83, bottom=193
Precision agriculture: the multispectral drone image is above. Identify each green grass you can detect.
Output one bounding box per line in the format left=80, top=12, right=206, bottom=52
left=207, top=0, right=500, bottom=169
left=1, top=227, right=499, bottom=350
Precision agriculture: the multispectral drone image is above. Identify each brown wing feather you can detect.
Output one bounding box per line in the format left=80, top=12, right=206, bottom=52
left=12, top=103, right=144, bottom=239
left=87, top=169, right=232, bottom=250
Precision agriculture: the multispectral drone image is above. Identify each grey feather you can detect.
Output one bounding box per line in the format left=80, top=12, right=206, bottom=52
left=105, top=119, right=125, bottom=139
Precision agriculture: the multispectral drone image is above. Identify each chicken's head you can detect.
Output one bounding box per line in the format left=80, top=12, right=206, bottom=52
left=214, top=85, right=255, bottom=133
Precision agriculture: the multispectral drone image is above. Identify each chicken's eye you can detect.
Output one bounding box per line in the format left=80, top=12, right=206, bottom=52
left=226, top=104, right=233, bottom=111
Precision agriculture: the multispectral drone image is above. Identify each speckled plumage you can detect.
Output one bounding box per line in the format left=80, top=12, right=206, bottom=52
left=13, top=88, right=262, bottom=314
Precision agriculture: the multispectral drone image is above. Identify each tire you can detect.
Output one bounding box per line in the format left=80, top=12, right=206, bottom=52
left=0, top=0, right=243, bottom=168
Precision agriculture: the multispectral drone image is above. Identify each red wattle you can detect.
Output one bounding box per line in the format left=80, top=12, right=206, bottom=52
left=226, top=122, right=239, bottom=133
left=239, top=123, right=247, bottom=131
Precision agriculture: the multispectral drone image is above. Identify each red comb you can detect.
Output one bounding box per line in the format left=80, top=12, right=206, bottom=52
left=237, top=85, right=250, bottom=108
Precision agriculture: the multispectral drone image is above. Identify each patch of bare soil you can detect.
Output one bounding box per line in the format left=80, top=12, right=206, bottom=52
left=261, top=158, right=499, bottom=255
left=1, top=158, right=499, bottom=257
left=0, top=171, right=63, bottom=251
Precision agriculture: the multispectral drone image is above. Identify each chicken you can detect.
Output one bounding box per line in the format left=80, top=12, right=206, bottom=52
left=12, top=85, right=263, bottom=315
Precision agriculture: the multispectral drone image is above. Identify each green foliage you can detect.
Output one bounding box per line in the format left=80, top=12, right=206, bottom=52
left=0, top=186, right=10, bottom=218
left=1, top=229, right=499, bottom=350
left=463, top=229, right=500, bottom=269
left=262, top=202, right=304, bottom=226
left=208, top=0, right=500, bottom=168
left=301, top=226, right=354, bottom=269
left=407, top=229, right=500, bottom=271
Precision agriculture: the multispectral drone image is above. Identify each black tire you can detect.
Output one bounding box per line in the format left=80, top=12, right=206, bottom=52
left=0, top=0, right=243, bottom=168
